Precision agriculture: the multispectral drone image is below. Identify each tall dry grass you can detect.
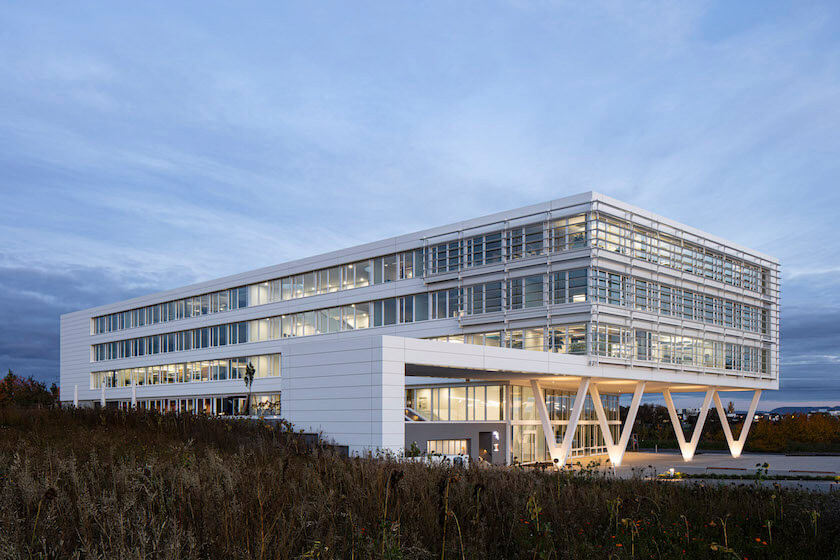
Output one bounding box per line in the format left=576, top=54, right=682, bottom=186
left=1, top=406, right=838, bottom=559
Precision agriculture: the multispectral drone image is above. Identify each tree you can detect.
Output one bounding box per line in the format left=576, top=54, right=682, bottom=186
left=0, top=370, right=57, bottom=407
left=243, top=362, right=255, bottom=416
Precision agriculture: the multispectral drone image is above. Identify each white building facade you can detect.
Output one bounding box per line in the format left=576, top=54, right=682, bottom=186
left=60, top=192, right=780, bottom=466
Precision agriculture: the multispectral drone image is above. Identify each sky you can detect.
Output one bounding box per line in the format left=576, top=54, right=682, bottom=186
left=0, top=1, right=838, bottom=410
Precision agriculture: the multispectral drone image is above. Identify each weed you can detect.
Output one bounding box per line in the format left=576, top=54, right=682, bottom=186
left=1, top=406, right=838, bottom=559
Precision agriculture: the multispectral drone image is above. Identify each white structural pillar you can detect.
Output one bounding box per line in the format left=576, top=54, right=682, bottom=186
left=73, top=384, right=78, bottom=407
left=531, top=379, right=559, bottom=462
left=100, top=382, right=105, bottom=408
left=531, top=377, right=591, bottom=467
left=663, top=387, right=715, bottom=461
left=589, top=381, right=646, bottom=467
left=131, top=378, right=137, bottom=408
left=713, top=390, right=762, bottom=458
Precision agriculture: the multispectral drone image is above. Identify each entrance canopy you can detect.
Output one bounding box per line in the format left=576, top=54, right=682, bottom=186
left=396, top=337, right=768, bottom=466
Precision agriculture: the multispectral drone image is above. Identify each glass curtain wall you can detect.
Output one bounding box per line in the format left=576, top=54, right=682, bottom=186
left=510, top=385, right=620, bottom=463
left=405, top=386, right=504, bottom=421
left=92, top=353, right=280, bottom=389
left=94, top=250, right=424, bottom=334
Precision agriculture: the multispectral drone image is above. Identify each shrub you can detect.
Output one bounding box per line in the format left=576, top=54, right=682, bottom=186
left=0, top=370, right=58, bottom=408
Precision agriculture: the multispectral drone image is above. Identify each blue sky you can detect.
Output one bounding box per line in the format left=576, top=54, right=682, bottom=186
left=0, top=1, right=838, bottom=409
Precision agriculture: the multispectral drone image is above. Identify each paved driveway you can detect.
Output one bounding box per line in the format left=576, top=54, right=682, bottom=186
left=579, top=451, right=840, bottom=492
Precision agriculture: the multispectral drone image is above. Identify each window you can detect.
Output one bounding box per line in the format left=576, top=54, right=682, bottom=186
left=427, top=439, right=468, bottom=456
left=384, top=298, right=397, bottom=325
left=551, top=272, right=566, bottom=304
left=467, top=386, right=484, bottom=420
left=550, top=327, right=566, bottom=353
left=592, top=213, right=766, bottom=292
left=355, top=260, right=371, bottom=287
left=469, top=284, right=483, bottom=316
left=415, top=388, right=432, bottom=419
left=250, top=282, right=270, bottom=305
left=303, top=272, right=317, bottom=297
left=433, top=388, right=449, bottom=421
left=303, top=311, right=317, bottom=336
left=341, top=264, right=355, bottom=289
left=523, top=328, right=544, bottom=351
left=293, top=275, right=304, bottom=298
left=400, top=297, right=413, bottom=323
left=485, top=282, right=502, bottom=312
left=524, top=275, right=543, bottom=308
left=448, top=288, right=461, bottom=317
left=432, top=291, right=447, bottom=319
left=431, top=245, right=447, bottom=274
left=414, top=249, right=425, bottom=276
left=569, top=325, right=586, bottom=354
left=317, top=269, right=331, bottom=294
left=355, top=302, right=370, bottom=329
left=447, top=241, right=461, bottom=272
left=660, top=286, right=672, bottom=315
left=524, top=224, right=543, bottom=257
left=486, top=233, right=502, bottom=263
left=399, top=252, right=414, bottom=279
left=507, top=228, right=524, bottom=260
left=464, top=282, right=502, bottom=315
left=512, top=385, right=536, bottom=421
left=281, top=277, right=293, bottom=300
left=568, top=269, right=587, bottom=302
left=412, top=294, right=427, bottom=322
left=92, top=353, right=280, bottom=389
left=466, top=236, right=483, bottom=267
left=593, top=270, right=625, bottom=305
left=635, top=330, right=651, bottom=361
left=506, top=278, right=523, bottom=310
left=551, top=214, right=587, bottom=251
left=486, top=385, right=502, bottom=420
left=383, top=254, right=397, bottom=283
left=450, top=387, right=467, bottom=421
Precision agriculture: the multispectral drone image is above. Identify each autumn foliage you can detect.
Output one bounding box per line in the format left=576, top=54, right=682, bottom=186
left=0, top=370, right=58, bottom=408
left=632, top=404, right=840, bottom=453
left=747, top=414, right=840, bottom=453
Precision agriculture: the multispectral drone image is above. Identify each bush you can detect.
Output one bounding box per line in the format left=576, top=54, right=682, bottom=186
left=0, top=370, right=58, bottom=408
left=632, top=404, right=840, bottom=454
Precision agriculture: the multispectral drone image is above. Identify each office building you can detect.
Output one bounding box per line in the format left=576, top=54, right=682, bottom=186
left=60, top=192, right=779, bottom=465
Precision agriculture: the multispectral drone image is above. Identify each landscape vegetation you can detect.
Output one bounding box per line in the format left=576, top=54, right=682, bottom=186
left=1, top=371, right=839, bottom=559
left=632, top=401, right=840, bottom=454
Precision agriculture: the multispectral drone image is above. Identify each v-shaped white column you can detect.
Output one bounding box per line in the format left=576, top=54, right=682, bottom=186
left=713, top=390, right=762, bottom=458
left=589, top=381, right=646, bottom=467
left=531, top=378, right=590, bottom=467
left=663, top=388, right=714, bottom=461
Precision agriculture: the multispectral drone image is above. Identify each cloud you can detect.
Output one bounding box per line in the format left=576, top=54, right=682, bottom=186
left=0, top=1, right=838, bottom=407
left=0, top=262, right=164, bottom=382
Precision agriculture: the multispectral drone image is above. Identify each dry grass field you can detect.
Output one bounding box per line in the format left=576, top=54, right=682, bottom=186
left=1, top=406, right=838, bottom=559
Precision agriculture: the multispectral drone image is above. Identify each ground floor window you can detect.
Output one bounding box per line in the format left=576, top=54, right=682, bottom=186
left=511, top=422, right=619, bottom=463
left=112, top=393, right=281, bottom=416
left=406, top=385, right=504, bottom=421
left=92, top=353, right=280, bottom=389
left=427, top=439, right=469, bottom=455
